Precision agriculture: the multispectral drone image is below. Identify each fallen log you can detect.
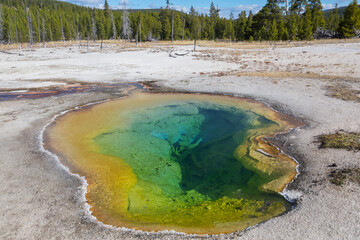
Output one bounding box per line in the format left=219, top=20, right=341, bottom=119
left=169, top=49, right=191, bottom=58
left=169, top=49, right=177, bottom=58
left=175, top=50, right=190, bottom=56
left=0, top=50, right=23, bottom=56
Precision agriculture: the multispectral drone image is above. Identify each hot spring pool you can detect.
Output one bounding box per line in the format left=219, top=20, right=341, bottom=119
left=44, top=92, right=300, bottom=234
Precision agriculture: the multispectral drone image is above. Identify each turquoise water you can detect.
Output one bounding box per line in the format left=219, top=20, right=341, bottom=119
left=46, top=93, right=299, bottom=233
left=94, top=101, right=289, bottom=208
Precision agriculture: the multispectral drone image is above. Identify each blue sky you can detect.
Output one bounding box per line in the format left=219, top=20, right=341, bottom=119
left=60, top=0, right=354, bottom=17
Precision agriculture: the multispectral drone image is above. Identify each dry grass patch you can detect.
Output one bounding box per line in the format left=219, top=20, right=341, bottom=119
left=2, top=38, right=360, bottom=51
left=317, top=131, right=360, bottom=151
left=195, top=39, right=360, bottom=49
left=329, top=168, right=360, bottom=186
left=326, top=84, right=360, bottom=102
left=236, top=71, right=323, bottom=79
left=198, top=70, right=357, bottom=82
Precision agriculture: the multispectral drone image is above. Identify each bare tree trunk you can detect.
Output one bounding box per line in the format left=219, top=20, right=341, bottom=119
left=194, top=37, right=197, bottom=51
left=139, top=18, right=141, bottom=46
left=13, top=11, right=19, bottom=48
left=171, top=10, right=174, bottom=42
left=8, top=12, right=11, bottom=46
left=60, top=15, right=65, bottom=46
left=110, top=11, right=116, bottom=40
left=213, top=19, right=215, bottom=40
left=49, top=25, right=53, bottom=43
left=182, top=17, right=185, bottom=41
left=37, top=10, right=41, bottom=46
left=74, top=19, right=77, bottom=44
left=122, top=7, right=132, bottom=42
left=7, top=0, right=12, bottom=46
left=42, top=15, right=46, bottom=47
left=91, top=15, right=96, bottom=43
left=136, top=27, right=138, bottom=47
left=0, top=4, right=4, bottom=44
left=18, top=32, right=22, bottom=49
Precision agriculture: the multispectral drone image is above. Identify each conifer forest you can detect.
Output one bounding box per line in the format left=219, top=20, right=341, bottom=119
left=0, top=0, right=359, bottom=46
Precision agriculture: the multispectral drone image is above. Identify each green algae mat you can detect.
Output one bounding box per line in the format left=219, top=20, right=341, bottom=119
left=44, top=92, right=301, bottom=234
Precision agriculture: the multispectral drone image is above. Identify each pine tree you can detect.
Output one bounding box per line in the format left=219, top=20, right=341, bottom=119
left=229, top=12, right=234, bottom=20
left=269, top=18, right=278, bottom=40
left=278, top=18, right=289, bottom=40
left=235, top=11, right=247, bottom=41
left=160, top=10, right=171, bottom=40
left=258, top=25, right=268, bottom=41
left=301, top=4, right=313, bottom=40
left=288, top=13, right=299, bottom=40
left=209, top=2, right=219, bottom=18
left=189, top=6, right=200, bottom=41
left=245, top=11, right=253, bottom=40
left=326, top=3, right=340, bottom=33
left=97, top=19, right=105, bottom=40
left=104, top=0, right=110, bottom=18
left=173, top=12, right=182, bottom=40
left=224, top=19, right=234, bottom=40
left=339, top=0, right=360, bottom=38
left=209, top=2, right=219, bottom=39
left=310, top=0, right=325, bottom=32
left=289, top=0, right=306, bottom=15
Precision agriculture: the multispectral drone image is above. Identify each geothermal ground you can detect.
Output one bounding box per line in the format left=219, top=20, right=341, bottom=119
left=0, top=40, right=359, bottom=239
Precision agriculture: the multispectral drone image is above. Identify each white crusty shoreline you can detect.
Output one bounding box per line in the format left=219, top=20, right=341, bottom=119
left=0, top=41, right=359, bottom=239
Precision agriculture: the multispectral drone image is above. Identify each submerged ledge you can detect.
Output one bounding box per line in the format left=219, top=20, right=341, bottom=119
left=43, top=91, right=302, bottom=235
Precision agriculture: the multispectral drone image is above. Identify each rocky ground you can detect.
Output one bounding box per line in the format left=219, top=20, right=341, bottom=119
left=0, top=40, right=359, bottom=239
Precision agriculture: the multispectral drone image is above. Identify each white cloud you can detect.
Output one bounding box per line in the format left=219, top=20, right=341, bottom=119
left=114, top=0, right=133, bottom=10
left=196, top=5, right=261, bottom=18
left=59, top=1, right=260, bottom=18
left=148, top=3, right=156, bottom=9
left=59, top=0, right=103, bottom=6
left=322, top=3, right=334, bottom=10
left=174, top=5, right=189, bottom=12
left=119, top=0, right=130, bottom=6
left=233, top=4, right=261, bottom=12
left=220, top=5, right=261, bottom=18
left=160, top=4, right=261, bottom=18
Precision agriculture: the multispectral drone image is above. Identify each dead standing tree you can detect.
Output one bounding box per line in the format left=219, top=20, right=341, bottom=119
left=122, top=4, right=132, bottom=42
left=13, top=8, right=20, bottom=48
left=91, top=15, right=97, bottom=43
left=60, top=15, right=65, bottom=46
left=136, top=13, right=141, bottom=47
left=110, top=11, right=117, bottom=40
left=42, top=14, right=46, bottom=47
left=182, top=15, right=185, bottom=41
left=26, top=8, right=34, bottom=47
left=37, top=10, right=41, bottom=46
left=0, top=4, right=4, bottom=44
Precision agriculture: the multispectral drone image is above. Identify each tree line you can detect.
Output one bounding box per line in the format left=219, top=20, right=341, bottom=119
left=0, top=0, right=359, bottom=46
